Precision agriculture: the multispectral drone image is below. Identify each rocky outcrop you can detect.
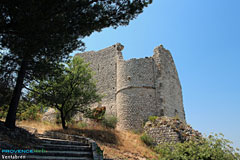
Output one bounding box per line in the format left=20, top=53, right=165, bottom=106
left=144, top=116, right=201, bottom=145
left=42, top=108, right=56, bottom=123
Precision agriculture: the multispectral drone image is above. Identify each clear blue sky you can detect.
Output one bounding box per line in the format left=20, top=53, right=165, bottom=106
left=72, top=0, right=240, bottom=148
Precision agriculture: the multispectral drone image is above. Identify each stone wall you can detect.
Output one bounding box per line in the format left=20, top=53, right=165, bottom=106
left=153, top=45, right=185, bottom=121
left=76, top=43, right=186, bottom=130
left=144, top=117, right=202, bottom=145
left=116, top=57, right=157, bottom=130
left=76, top=44, right=123, bottom=116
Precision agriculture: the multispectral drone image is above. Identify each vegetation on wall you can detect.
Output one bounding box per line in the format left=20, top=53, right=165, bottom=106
left=148, top=116, right=158, bottom=123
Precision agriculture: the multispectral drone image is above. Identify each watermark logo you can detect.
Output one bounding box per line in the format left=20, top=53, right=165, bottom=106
left=1, top=149, right=47, bottom=154
left=1, top=149, right=47, bottom=160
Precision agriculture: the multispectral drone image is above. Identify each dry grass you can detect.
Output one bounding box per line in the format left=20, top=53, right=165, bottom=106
left=99, top=130, right=157, bottom=160
left=16, top=120, right=62, bottom=134
left=17, top=120, right=158, bottom=159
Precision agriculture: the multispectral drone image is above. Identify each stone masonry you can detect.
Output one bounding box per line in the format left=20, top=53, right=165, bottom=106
left=144, top=116, right=202, bottom=145
left=76, top=43, right=185, bottom=130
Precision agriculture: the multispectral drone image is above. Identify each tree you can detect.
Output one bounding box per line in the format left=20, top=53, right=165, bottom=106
left=0, top=81, right=12, bottom=107
left=31, top=57, right=101, bottom=129
left=0, top=0, right=152, bottom=128
left=0, top=53, right=13, bottom=107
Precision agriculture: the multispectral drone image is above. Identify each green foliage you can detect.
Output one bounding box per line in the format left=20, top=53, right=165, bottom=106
left=18, top=104, right=41, bottom=121
left=31, top=57, right=101, bottom=129
left=0, top=105, right=9, bottom=119
left=0, top=83, right=12, bottom=107
left=0, top=102, right=41, bottom=121
left=76, top=121, right=88, bottom=128
left=55, top=110, right=62, bottom=125
left=101, top=116, right=118, bottom=129
left=154, top=133, right=240, bottom=160
left=83, top=108, right=95, bottom=119
left=173, top=114, right=180, bottom=121
left=141, top=133, right=154, bottom=146
left=148, top=116, right=158, bottom=123
left=132, top=129, right=143, bottom=135
left=1, top=0, right=152, bottom=129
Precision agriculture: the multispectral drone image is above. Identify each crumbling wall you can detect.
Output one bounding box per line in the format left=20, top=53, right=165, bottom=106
left=144, top=117, right=201, bottom=145
left=153, top=45, right=185, bottom=122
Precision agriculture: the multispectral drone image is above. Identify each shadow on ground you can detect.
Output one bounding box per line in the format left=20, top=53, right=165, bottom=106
left=47, top=128, right=119, bottom=145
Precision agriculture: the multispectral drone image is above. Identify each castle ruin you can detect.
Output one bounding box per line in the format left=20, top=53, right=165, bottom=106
left=76, top=43, right=185, bottom=130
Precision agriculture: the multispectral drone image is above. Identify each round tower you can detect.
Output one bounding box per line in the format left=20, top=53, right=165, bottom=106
left=116, top=57, right=157, bottom=130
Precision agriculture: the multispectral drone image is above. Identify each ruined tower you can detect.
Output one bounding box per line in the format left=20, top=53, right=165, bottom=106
left=76, top=43, right=185, bottom=130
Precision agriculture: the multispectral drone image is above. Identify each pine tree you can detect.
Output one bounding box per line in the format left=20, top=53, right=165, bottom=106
left=0, top=0, right=152, bottom=128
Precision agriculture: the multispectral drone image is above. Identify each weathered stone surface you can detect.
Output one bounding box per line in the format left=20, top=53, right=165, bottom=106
left=42, top=108, right=56, bottom=123
left=76, top=43, right=186, bottom=130
left=76, top=45, right=120, bottom=116
left=144, top=116, right=202, bottom=145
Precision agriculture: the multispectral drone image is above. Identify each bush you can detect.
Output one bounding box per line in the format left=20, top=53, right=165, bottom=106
left=17, top=103, right=41, bottom=121
left=77, top=121, right=88, bottom=128
left=154, top=133, right=240, bottom=160
left=148, top=116, right=158, bottom=123
left=101, top=116, right=117, bottom=129
left=141, top=133, right=154, bottom=146
left=0, top=105, right=9, bottom=119
left=0, top=102, right=41, bottom=121
left=132, top=129, right=143, bottom=135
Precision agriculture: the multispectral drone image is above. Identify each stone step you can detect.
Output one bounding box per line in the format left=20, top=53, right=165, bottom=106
left=28, top=150, right=92, bottom=157
left=40, top=143, right=90, bottom=150
left=26, top=155, right=93, bottom=160
left=38, top=135, right=88, bottom=143
left=39, top=137, right=89, bottom=146
left=37, top=133, right=87, bottom=142
left=34, top=144, right=91, bottom=151
left=29, top=132, right=102, bottom=160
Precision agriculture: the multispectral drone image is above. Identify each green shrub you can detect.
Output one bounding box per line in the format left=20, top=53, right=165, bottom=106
left=0, top=105, right=9, bottom=119
left=77, top=121, right=88, bottom=128
left=17, top=103, right=41, bottom=121
left=55, top=111, right=62, bottom=124
left=101, top=116, right=117, bottom=129
left=148, top=116, right=158, bottom=123
left=132, top=129, right=143, bottom=135
left=154, top=133, right=240, bottom=160
left=141, top=133, right=154, bottom=146
left=0, top=102, right=41, bottom=121
left=24, top=105, right=41, bottom=121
